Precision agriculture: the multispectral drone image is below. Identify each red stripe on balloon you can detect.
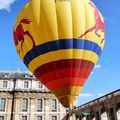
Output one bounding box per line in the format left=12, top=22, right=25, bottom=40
left=34, top=59, right=95, bottom=79
left=36, top=67, right=93, bottom=86
left=45, top=77, right=84, bottom=90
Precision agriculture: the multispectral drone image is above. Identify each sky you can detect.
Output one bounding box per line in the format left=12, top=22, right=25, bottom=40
left=0, top=0, right=120, bottom=105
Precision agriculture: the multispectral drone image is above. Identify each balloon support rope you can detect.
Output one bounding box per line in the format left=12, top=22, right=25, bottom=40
left=66, top=105, right=74, bottom=120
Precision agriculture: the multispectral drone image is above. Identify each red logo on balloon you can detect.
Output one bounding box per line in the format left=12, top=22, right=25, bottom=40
left=79, top=2, right=105, bottom=44
left=14, top=18, right=36, bottom=53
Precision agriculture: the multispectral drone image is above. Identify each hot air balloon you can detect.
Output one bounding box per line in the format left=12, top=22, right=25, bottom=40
left=13, top=0, right=105, bottom=108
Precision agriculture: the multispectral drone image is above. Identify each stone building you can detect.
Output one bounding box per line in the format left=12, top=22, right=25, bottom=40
left=0, top=70, right=66, bottom=120
left=63, top=89, right=120, bottom=120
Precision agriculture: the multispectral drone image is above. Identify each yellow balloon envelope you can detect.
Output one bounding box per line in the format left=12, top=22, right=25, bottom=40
left=13, top=0, right=105, bottom=107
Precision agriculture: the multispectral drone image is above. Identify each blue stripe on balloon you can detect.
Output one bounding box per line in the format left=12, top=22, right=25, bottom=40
left=23, top=39, right=102, bottom=67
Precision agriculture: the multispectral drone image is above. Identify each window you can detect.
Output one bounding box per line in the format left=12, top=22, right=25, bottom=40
left=37, top=116, right=42, bottom=120
left=0, top=116, right=4, bottom=120
left=22, top=116, right=27, bottom=120
left=22, top=99, right=28, bottom=111
left=52, top=116, right=57, bottom=120
left=0, top=98, right=6, bottom=111
left=3, top=81, right=7, bottom=88
left=37, top=99, right=42, bottom=111
left=24, top=74, right=28, bottom=78
left=38, top=82, right=43, bottom=89
left=24, top=81, right=29, bottom=88
left=3, top=74, right=7, bottom=78
left=51, top=99, right=57, bottom=111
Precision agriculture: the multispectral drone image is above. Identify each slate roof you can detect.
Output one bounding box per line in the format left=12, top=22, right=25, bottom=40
left=0, top=70, right=36, bottom=79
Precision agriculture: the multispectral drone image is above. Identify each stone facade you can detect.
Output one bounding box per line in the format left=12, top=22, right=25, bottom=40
left=63, top=89, right=120, bottom=120
left=0, top=71, right=66, bottom=120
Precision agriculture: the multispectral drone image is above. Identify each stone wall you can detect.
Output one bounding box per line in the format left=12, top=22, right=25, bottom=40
left=63, top=89, right=120, bottom=120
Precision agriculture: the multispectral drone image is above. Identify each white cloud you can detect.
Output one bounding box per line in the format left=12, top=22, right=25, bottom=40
left=79, top=92, right=105, bottom=98
left=0, top=0, right=17, bottom=11
left=90, top=64, right=101, bottom=75
left=90, top=72, right=93, bottom=75
left=79, top=93, right=94, bottom=98
left=97, top=92, right=105, bottom=97
left=95, top=64, right=101, bottom=69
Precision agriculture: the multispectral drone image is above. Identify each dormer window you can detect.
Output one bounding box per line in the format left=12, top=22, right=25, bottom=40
left=3, top=74, right=7, bottom=78
left=24, top=81, right=29, bottom=89
left=38, top=82, right=43, bottom=89
left=3, top=81, right=7, bottom=88
left=24, top=74, right=28, bottom=78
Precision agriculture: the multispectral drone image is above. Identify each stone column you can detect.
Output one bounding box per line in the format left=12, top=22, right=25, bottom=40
left=88, top=112, right=95, bottom=120
left=88, top=114, right=93, bottom=120
left=6, top=97, right=13, bottom=120
left=95, top=111, right=101, bottom=120
left=113, top=106, right=117, bottom=120
left=30, top=97, right=36, bottom=120
left=14, top=97, right=21, bottom=120
left=107, top=107, right=117, bottom=120
left=106, top=109, right=111, bottom=120
left=44, top=97, right=50, bottom=120
left=78, top=115, right=82, bottom=120
left=86, top=115, right=89, bottom=120
left=98, top=110, right=102, bottom=120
